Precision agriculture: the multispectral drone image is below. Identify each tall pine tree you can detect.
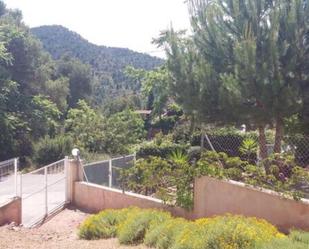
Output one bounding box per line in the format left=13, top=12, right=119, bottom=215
left=160, top=0, right=309, bottom=159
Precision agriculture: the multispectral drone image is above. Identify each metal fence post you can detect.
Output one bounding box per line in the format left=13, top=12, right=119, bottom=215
left=109, top=159, right=112, bottom=188
left=19, top=172, right=22, bottom=198
left=64, top=157, right=69, bottom=203
left=14, top=158, right=18, bottom=197
left=44, top=167, right=48, bottom=216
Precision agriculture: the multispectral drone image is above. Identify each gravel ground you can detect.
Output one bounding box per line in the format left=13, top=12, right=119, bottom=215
left=0, top=208, right=150, bottom=249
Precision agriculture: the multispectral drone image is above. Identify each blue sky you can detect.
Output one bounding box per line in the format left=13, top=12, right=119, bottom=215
left=3, top=0, right=191, bottom=58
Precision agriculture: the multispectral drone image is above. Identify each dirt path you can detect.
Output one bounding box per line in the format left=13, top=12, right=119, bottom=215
left=0, top=208, right=150, bottom=249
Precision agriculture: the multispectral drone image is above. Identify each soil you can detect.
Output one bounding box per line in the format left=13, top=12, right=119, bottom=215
left=0, top=208, right=150, bottom=249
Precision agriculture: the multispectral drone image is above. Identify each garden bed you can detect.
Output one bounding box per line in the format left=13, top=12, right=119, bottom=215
left=78, top=207, right=309, bottom=249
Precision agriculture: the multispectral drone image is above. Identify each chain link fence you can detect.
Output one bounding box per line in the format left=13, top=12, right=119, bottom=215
left=202, top=133, right=309, bottom=167
left=203, top=132, right=309, bottom=199
left=83, top=154, right=135, bottom=189
left=82, top=132, right=308, bottom=201
left=283, top=135, right=309, bottom=167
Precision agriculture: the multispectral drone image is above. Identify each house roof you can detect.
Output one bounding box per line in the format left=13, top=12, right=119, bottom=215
left=134, top=110, right=152, bottom=115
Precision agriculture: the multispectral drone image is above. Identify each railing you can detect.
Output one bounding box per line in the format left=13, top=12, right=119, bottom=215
left=0, top=158, right=19, bottom=205
left=83, top=154, right=135, bottom=189
left=0, top=157, right=18, bottom=179
left=21, top=157, right=69, bottom=227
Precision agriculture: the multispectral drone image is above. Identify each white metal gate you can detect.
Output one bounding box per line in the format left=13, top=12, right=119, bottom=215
left=21, top=157, right=69, bottom=227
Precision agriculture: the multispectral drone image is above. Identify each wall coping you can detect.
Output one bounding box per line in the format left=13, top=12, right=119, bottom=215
left=78, top=181, right=164, bottom=204
left=198, top=176, right=309, bottom=205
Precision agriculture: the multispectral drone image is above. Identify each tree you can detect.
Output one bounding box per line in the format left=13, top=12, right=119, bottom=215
left=65, top=100, right=105, bottom=152
left=43, top=77, right=70, bottom=113
left=65, top=101, right=145, bottom=155
left=104, top=110, right=146, bottom=154
left=102, top=94, right=141, bottom=117
left=153, top=28, right=225, bottom=140
left=125, top=66, right=170, bottom=118
left=190, top=0, right=309, bottom=157
left=28, top=95, right=61, bottom=139
left=0, top=1, right=103, bottom=162
left=57, top=56, right=93, bottom=108
left=158, top=0, right=309, bottom=159
left=0, top=2, right=66, bottom=160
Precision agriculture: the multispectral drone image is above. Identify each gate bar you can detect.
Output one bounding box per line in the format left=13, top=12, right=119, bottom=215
left=14, top=158, right=18, bottom=197
left=44, top=167, right=48, bottom=216
left=64, top=156, right=69, bottom=203
left=109, top=159, right=112, bottom=188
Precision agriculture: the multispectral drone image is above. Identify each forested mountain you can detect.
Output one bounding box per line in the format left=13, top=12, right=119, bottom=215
left=0, top=0, right=162, bottom=163
left=31, top=25, right=164, bottom=102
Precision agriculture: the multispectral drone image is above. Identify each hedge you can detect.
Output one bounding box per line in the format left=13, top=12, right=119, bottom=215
left=136, top=142, right=188, bottom=159
left=78, top=207, right=291, bottom=249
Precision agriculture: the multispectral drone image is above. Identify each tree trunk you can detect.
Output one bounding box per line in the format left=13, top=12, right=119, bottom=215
left=201, top=132, right=205, bottom=149
left=189, top=114, right=196, bottom=134
left=258, top=125, right=270, bottom=174
left=258, top=125, right=268, bottom=160
left=274, top=117, right=283, bottom=154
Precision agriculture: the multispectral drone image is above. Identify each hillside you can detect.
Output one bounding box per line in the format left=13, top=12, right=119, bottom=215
left=31, top=25, right=164, bottom=98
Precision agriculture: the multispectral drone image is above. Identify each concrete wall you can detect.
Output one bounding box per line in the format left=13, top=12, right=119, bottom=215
left=73, top=182, right=192, bottom=219
left=70, top=160, right=309, bottom=232
left=194, top=176, right=309, bottom=232
left=0, top=198, right=21, bottom=226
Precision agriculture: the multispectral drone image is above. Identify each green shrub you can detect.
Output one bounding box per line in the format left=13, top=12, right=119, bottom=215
left=172, top=122, right=195, bottom=144
left=191, top=128, right=259, bottom=158
left=78, top=208, right=133, bottom=240
left=172, top=215, right=284, bottom=249
left=197, top=151, right=309, bottom=200
left=240, top=138, right=258, bottom=164
left=202, top=215, right=283, bottom=249
left=119, top=156, right=173, bottom=198
left=121, top=153, right=194, bottom=209
left=34, top=135, right=73, bottom=167
left=187, top=146, right=203, bottom=162
left=79, top=208, right=286, bottom=249
left=117, top=209, right=171, bottom=245
left=259, top=230, right=309, bottom=249
left=289, top=230, right=309, bottom=244
left=258, top=238, right=309, bottom=249
left=136, top=133, right=188, bottom=159
left=171, top=222, right=206, bottom=249
left=136, top=142, right=188, bottom=159
left=144, top=218, right=189, bottom=249
left=151, top=116, right=178, bottom=134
